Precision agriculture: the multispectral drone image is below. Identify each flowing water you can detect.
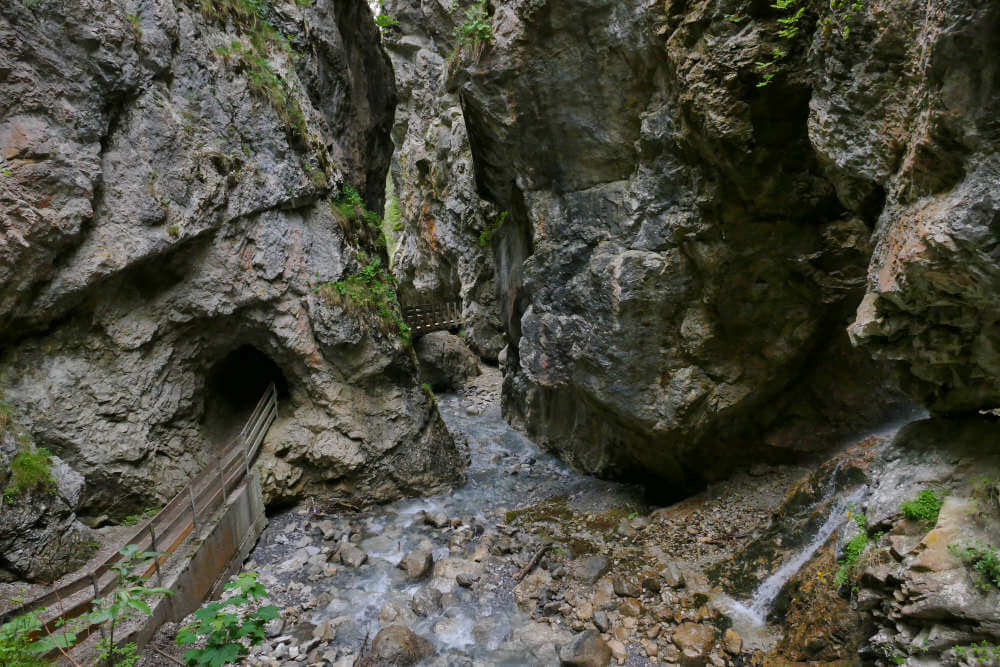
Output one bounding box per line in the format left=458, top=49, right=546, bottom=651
left=247, top=378, right=641, bottom=664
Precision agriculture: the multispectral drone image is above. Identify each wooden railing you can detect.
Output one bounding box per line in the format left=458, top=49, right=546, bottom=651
left=403, top=301, right=463, bottom=336
left=1, top=384, right=279, bottom=653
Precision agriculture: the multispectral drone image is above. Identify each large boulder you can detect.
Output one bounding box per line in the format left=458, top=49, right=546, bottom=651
left=414, top=331, right=480, bottom=391
left=431, top=0, right=908, bottom=488
left=0, top=0, right=464, bottom=523
left=370, top=624, right=434, bottom=665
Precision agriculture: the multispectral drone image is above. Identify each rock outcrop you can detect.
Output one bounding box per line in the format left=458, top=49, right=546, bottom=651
left=380, top=0, right=505, bottom=360
left=835, top=2, right=1000, bottom=414
left=0, top=0, right=463, bottom=523
left=391, top=0, right=912, bottom=488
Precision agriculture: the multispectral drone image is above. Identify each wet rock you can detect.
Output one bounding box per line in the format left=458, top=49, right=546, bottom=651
left=456, top=572, right=479, bottom=588
left=370, top=625, right=434, bottom=665
left=560, top=630, right=611, bottom=667
left=411, top=587, right=442, bottom=617
left=338, top=544, right=368, bottom=568
left=398, top=549, right=434, bottom=580
left=673, top=622, right=716, bottom=662
left=723, top=628, right=742, bottom=655
left=424, top=511, right=450, bottom=529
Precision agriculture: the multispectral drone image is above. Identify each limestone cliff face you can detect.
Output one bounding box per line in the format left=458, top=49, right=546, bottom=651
left=837, top=1, right=1000, bottom=414
left=387, top=0, right=915, bottom=487
left=381, top=0, right=505, bottom=360
left=0, top=0, right=463, bottom=527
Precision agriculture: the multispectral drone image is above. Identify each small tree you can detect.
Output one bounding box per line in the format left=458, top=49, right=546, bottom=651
left=176, top=572, right=280, bottom=667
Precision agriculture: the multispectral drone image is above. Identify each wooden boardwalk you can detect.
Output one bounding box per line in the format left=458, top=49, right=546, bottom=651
left=403, top=301, right=463, bottom=336
left=2, top=384, right=278, bottom=658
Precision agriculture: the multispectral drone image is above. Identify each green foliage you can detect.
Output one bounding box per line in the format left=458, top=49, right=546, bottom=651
left=315, top=254, right=411, bottom=342
left=374, top=13, right=399, bottom=28
left=177, top=572, right=279, bottom=667
left=834, top=506, right=879, bottom=588
left=479, top=210, right=509, bottom=246
left=197, top=0, right=308, bottom=141
left=949, top=542, right=1000, bottom=592
left=0, top=609, right=47, bottom=667
left=4, top=442, right=54, bottom=502
left=900, top=489, right=943, bottom=527
left=10, top=546, right=170, bottom=664
left=754, top=0, right=864, bottom=87
left=953, top=642, right=1000, bottom=664
left=125, top=13, right=142, bottom=40
left=452, top=1, right=492, bottom=53
left=121, top=507, right=159, bottom=527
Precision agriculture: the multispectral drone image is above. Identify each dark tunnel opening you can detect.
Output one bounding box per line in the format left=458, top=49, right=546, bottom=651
left=202, top=345, right=290, bottom=448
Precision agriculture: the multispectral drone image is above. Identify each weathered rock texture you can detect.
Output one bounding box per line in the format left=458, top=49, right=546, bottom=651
left=380, top=0, right=505, bottom=360
left=391, top=0, right=923, bottom=487
left=0, top=0, right=463, bottom=523
left=836, top=2, right=1000, bottom=414
left=0, top=425, right=94, bottom=582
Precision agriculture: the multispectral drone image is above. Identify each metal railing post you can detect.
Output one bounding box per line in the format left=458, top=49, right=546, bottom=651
left=188, top=485, right=198, bottom=534
left=242, top=433, right=250, bottom=477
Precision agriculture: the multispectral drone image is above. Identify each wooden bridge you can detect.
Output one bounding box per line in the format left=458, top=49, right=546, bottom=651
left=402, top=301, right=463, bottom=336
left=2, top=384, right=278, bottom=659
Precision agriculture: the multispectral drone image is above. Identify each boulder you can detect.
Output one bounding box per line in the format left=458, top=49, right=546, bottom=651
left=398, top=549, right=434, bottom=580
left=414, top=332, right=481, bottom=391
left=560, top=630, right=612, bottom=667
left=370, top=625, right=434, bottom=665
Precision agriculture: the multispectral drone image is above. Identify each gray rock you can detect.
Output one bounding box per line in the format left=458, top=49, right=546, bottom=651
left=560, top=629, right=611, bottom=667
left=456, top=572, right=479, bottom=588
left=424, top=511, right=450, bottom=529
left=592, top=610, right=610, bottom=633
left=411, top=586, right=442, bottom=617
left=0, top=0, right=464, bottom=522
left=573, top=555, right=611, bottom=584
left=611, top=575, right=640, bottom=598
left=415, top=332, right=481, bottom=391
left=338, top=544, right=368, bottom=568
left=398, top=549, right=434, bottom=580
left=370, top=625, right=434, bottom=665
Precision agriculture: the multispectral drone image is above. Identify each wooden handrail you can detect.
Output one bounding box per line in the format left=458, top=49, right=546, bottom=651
left=1, top=383, right=279, bottom=650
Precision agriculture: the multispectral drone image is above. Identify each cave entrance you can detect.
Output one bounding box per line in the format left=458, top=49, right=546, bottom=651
left=203, top=345, right=289, bottom=448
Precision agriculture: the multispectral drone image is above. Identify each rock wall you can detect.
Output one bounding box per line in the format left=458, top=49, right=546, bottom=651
left=838, top=1, right=1000, bottom=414
left=0, top=0, right=464, bottom=531
left=387, top=0, right=917, bottom=489
left=380, top=0, right=505, bottom=360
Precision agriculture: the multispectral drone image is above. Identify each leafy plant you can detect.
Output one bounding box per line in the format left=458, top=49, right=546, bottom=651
left=4, top=442, right=54, bottom=502
left=177, top=572, right=279, bottom=667
left=0, top=609, right=48, bottom=667
left=949, top=542, right=1000, bottom=593
left=122, top=507, right=159, bottom=527
left=834, top=507, right=880, bottom=588
left=479, top=210, right=508, bottom=246
left=126, top=12, right=142, bottom=40
left=315, top=253, right=411, bottom=342
left=900, top=489, right=943, bottom=527
left=16, top=546, right=170, bottom=665
left=452, top=1, right=491, bottom=56
left=374, top=13, right=399, bottom=28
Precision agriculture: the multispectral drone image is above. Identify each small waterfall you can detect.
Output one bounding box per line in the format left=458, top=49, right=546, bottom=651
left=722, top=462, right=866, bottom=627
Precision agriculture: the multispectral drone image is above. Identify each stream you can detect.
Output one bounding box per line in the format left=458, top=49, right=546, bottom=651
left=244, top=371, right=644, bottom=664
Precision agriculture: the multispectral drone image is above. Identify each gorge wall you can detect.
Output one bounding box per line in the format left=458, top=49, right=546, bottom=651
left=386, top=0, right=997, bottom=489
left=0, top=0, right=464, bottom=579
